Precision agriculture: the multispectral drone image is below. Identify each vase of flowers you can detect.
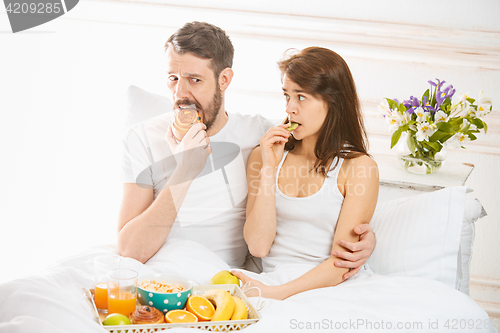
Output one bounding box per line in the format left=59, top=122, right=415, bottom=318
left=380, top=79, right=492, bottom=174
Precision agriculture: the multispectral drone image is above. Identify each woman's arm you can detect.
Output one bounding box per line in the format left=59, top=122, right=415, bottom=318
left=244, top=125, right=291, bottom=258
left=243, top=147, right=279, bottom=258
left=234, top=155, right=379, bottom=300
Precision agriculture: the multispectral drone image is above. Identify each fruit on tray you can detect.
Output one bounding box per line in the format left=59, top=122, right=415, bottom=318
left=186, top=295, right=215, bottom=321
left=230, top=296, right=248, bottom=320
left=165, top=309, right=199, bottom=323
left=209, top=270, right=240, bottom=286
left=202, top=289, right=235, bottom=321
left=102, top=313, right=131, bottom=326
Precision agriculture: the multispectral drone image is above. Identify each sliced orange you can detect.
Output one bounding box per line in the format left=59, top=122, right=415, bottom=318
left=186, top=295, right=215, bottom=321
left=165, top=309, right=199, bottom=323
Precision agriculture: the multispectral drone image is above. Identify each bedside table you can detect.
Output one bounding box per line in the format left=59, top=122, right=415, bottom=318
left=372, top=153, right=475, bottom=201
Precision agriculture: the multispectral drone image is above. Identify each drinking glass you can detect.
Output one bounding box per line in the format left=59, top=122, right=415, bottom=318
left=93, top=255, right=120, bottom=312
left=107, top=268, right=138, bottom=317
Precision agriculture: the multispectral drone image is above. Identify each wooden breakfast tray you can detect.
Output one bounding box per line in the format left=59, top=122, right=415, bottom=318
left=83, top=284, right=262, bottom=332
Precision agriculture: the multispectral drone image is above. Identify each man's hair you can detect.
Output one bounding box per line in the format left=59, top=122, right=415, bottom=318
left=165, top=21, right=234, bottom=80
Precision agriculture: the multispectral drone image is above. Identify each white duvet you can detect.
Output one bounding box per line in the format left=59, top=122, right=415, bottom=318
left=0, top=239, right=496, bottom=333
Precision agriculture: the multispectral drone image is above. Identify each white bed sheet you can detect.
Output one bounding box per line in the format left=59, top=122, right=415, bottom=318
left=0, top=239, right=496, bottom=333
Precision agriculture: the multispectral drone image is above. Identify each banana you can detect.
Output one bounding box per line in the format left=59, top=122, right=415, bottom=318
left=230, top=296, right=248, bottom=320
left=202, top=289, right=235, bottom=321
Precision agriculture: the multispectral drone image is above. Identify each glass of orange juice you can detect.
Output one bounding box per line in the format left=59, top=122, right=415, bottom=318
left=93, top=255, right=120, bottom=313
left=107, top=268, right=138, bottom=317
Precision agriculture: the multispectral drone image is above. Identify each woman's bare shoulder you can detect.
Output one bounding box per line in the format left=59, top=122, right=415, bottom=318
left=341, top=154, right=379, bottom=179
left=247, top=145, right=263, bottom=169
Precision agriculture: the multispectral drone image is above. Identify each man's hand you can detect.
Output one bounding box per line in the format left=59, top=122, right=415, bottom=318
left=165, top=123, right=211, bottom=184
left=331, top=223, right=376, bottom=280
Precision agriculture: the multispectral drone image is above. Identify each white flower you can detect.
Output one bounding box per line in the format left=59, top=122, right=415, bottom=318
left=416, top=122, right=436, bottom=141
left=470, top=124, right=478, bottom=131
left=434, top=110, right=448, bottom=123
left=451, top=133, right=470, bottom=148
left=385, top=110, right=402, bottom=133
left=414, top=107, right=428, bottom=122
left=451, top=101, right=468, bottom=117
left=457, top=91, right=471, bottom=103
left=475, top=104, right=491, bottom=118
left=378, top=99, right=392, bottom=114
left=477, top=91, right=492, bottom=106
left=462, top=118, right=470, bottom=129
left=466, top=104, right=476, bottom=116
left=402, top=112, right=412, bottom=125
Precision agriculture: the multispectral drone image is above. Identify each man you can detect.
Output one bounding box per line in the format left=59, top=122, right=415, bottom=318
left=118, top=21, right=375, bottom=279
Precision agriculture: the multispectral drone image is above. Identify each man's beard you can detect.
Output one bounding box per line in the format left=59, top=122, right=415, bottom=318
left=174, top=82, right=223, bottom=132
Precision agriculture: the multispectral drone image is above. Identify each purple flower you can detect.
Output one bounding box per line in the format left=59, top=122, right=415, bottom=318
left=442, top=85, right=453, bottom=96
left=436, top=90, right=446, bottom=106
left=421, top=95, right=436, bottom=113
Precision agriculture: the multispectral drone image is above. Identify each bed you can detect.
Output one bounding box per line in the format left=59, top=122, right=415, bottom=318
left=0, top=86, right=495, bottom=333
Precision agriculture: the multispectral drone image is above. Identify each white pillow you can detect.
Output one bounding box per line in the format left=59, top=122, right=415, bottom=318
left=367, top=186, right=467, bottom=290
left=125, top=85, right=172, bottom=130
left=455, top=197, right=486, bottom=295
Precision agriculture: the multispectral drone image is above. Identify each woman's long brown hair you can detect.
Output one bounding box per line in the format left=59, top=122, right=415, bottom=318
left=279, top=47, right=369, bottom=177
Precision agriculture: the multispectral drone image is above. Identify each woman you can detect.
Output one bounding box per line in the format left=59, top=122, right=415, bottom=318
left=232, top=47, right=379, bottom=300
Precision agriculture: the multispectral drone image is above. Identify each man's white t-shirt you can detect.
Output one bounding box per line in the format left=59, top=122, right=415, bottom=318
left=121, top=111, right=275, bottom=268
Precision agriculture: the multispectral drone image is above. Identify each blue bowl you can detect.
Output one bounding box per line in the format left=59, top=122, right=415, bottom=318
left=137, top=273, right=194, bottom=314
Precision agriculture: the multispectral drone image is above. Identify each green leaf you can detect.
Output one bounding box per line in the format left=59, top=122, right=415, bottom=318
left=397, top=103, right=407, bottom=113
left=422, top=89, right=430, bottom=103
left=429, top=130, right=448, bottom=142
left=441, top=97, right=452, bottom=108
left=471, top=117, right=484, bottom=129
left=386, top=98, right=398, bottom=110
left=391, top=128, right=403, bottom=149
left=406, top=132, right=416, bottom=154
left=466, top=97, right=475, bottom=104
left=440, top=134, right=454, bottom=143
left=484, top=122, right=488, bottom=134
left=468, top=133, right=477, bottom=140
left=436, top=122, right=454, bottom=133
left=423, top=141, right=441, bottom=152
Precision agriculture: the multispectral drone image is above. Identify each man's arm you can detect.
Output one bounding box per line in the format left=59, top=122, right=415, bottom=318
left=117, top=123, right=211, bottom=263
left=117, top=176, right=192, bottom=263
left=332, top=223, right=377, bottom=279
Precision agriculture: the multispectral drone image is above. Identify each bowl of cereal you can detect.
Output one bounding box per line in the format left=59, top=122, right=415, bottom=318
left=137, top=273, right=194, bottom=313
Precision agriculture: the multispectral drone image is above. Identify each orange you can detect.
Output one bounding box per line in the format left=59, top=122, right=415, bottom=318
left=186, top=295, right=215, bottom=321
left=165, top=309, right=199, bottom=323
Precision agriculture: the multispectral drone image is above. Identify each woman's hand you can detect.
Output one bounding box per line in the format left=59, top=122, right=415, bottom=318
left=258, top=124, right=291, bottom=169
left=231, top=270, right=285, bottom=301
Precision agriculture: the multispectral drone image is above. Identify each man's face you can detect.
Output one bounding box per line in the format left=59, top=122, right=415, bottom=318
left=166, top=47, right=222, bottom=132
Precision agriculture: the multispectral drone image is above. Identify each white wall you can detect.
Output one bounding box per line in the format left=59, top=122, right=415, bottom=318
left=1, top=0, right=499, bottom=316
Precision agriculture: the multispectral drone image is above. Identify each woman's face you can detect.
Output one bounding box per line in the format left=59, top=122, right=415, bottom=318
left=282, top=74, right=328, bottom=141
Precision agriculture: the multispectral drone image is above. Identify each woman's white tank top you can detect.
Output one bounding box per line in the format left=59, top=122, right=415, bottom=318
left=261, top=150, right=345, bottom=273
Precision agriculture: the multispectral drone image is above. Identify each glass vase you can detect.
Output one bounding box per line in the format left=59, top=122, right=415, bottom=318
left=395, top=132, right=447, bottom=175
